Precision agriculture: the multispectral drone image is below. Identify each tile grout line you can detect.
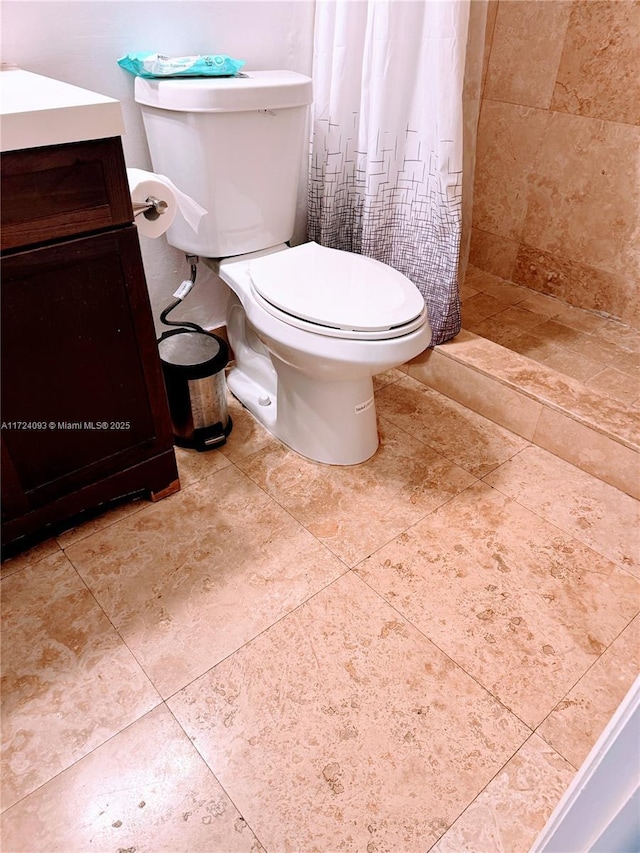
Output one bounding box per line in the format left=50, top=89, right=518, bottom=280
left=0, top=703, right=163, bottom=820
left=479, top=465, right=640, bottom=580
left=463, top=271, right=640, bottom=401
left=349, top=568, right=535, bottom=735
left=162, top=700, right=272, bottom=853
left=424, top=729, right=575, bottom=853
left=531, top=612, right=640, bottom=770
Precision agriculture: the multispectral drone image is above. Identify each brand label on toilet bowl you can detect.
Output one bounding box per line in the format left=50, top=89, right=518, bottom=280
left=355, top=396, right=374, bottom=415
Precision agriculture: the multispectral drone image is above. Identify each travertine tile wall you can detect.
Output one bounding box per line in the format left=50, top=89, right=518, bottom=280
left=459, top=1, right=489, bottom=279
left=469, top=0, right=640, bottom=329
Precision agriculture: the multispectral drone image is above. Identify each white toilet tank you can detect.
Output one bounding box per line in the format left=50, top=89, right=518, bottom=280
left=135, top=70, right=313, bottom=258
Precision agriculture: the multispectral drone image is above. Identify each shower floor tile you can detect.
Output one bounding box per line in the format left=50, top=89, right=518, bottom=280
left=462, top=264, right=640, bottom=409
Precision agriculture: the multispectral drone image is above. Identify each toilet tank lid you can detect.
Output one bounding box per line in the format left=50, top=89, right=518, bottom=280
left=134, top=70, right=312, bottom=113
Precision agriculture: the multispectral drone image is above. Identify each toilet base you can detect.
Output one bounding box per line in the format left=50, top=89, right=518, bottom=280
left=227, top=361, right=380, bottom=466
left=227, top=367, right=278, bottom=434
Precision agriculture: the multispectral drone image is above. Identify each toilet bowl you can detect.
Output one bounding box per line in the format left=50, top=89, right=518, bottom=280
left=135, top=70, right=432, bottom=464
left=206, top=241, right=432, bottom=465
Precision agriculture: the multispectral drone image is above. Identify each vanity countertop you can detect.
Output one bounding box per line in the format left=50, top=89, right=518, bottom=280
left=0, top=68, right=124, bottom=152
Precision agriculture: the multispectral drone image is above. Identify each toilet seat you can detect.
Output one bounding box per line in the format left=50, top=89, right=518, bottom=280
left=248, top=242, right=427, bottom=340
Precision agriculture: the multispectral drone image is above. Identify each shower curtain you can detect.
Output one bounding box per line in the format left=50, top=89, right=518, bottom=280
left=308, top=0, right=470, bottom=345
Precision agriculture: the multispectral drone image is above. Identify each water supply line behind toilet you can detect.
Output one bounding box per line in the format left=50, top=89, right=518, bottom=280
left=157, top=256, right=232, bottom=451
left=160, top=255, right=201, bottom=331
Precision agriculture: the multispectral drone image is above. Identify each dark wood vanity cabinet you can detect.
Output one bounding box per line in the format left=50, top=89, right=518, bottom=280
left=1, top=136, right=179, bottom=554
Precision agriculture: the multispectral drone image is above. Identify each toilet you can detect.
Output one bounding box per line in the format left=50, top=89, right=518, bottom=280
left=135, top=70, right=432, bottom=465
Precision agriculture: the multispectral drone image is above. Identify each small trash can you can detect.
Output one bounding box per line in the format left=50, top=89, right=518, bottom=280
left=158, top=326, right=232, bottom=452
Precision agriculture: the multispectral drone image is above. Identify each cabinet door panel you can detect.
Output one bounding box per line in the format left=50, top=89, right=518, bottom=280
left=1, top=227, right=172, bottom=509
left=1, top=138, right=133, bottom=251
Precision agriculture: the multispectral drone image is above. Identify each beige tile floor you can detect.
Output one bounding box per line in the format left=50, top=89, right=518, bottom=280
left=462, top=265, right=640, bottom=408
left=2, top=377, right=639, bottom=852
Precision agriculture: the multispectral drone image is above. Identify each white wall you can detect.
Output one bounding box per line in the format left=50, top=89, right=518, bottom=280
left=1, top=0, right=315, bottom=332
left=531, top=676, right=640, bottom=853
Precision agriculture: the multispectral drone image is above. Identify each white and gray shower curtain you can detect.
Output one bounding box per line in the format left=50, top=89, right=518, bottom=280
left=309, top=0, right=469, bottom=345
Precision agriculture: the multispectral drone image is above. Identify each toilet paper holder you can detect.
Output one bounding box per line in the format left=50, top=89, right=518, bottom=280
left=133, top=196, right=169, bottom=220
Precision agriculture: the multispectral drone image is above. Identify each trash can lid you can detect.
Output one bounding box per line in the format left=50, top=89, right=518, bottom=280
left=158, top=329, right=229, bottom=376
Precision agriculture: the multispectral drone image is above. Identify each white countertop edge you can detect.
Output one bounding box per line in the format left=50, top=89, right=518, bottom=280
left=1, top=102, right=125, bottom=151
left=0, top=70, right=125, bottom=152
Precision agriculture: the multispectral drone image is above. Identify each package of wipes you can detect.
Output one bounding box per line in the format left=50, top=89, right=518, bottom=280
left=117, top=52, right=245, bottom=78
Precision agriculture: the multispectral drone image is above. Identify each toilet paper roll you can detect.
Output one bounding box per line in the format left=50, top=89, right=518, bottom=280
left=127, top=168, right=178, bottom=238
left=126, top=168, right=208, bottom=238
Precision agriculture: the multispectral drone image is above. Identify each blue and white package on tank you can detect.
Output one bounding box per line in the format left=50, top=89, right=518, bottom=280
left=117, top=52, right=245, bottom=78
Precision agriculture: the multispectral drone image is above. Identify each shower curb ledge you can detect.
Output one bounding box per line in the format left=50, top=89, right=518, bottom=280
left=404, top=329, right=640, bottom=500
